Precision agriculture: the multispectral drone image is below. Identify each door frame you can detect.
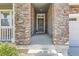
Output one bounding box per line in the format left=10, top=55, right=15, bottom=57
left=36, top=13, right=45, bottom=33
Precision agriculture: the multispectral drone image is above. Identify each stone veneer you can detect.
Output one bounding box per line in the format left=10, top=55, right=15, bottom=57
left=15, top=3, right=69, bottom=45
left=15, top=3, right=31, bottom=45
left=53, top=3, right=69, bottom=45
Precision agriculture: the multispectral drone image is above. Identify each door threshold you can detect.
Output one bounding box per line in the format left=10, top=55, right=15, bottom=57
left=36, top=32, right=45, bottom=33
left=36, top=32, right=45, bottom=34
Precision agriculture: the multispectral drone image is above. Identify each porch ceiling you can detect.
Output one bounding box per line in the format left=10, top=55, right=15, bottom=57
left=0, top=3, right=13, bottom=9
left=69, top=3, right=79, bottom=8
left=32, top=3, right=50, bottom=13
left=70, top=5, right=79, bottom=8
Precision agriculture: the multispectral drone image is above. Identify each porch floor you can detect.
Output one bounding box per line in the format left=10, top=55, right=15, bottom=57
left=17, top=34, right=68, bottom=56
left=30, top=34, right=52, bottom=45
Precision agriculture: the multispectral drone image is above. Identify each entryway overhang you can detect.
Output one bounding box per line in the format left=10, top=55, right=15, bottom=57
left=32, top=3, right=50, bottom=13
left=0, top=3, right=12, bottom=9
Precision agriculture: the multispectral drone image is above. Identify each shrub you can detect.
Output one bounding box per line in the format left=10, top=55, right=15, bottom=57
left=0, top=43, right=18, bottom=56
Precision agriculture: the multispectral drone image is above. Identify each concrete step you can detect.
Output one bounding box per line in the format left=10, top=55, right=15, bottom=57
left=26, top=49, right=58, bottom=56
left=17, top=45, right=59, bottom=56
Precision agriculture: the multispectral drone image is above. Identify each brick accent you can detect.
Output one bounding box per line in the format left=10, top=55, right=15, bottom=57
left=53, top=3, right=69, bottom=45
left=15, top=3, right=31, bottom=45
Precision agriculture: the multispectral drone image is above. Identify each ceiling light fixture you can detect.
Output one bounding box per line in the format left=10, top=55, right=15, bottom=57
left=40, top=9, right=43, bottom=11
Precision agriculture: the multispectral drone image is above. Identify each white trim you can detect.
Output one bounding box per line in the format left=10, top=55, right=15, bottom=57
left=69, top=14, right=79, bottom=18
left=0, top=27, right=13, bottom=28
left=0, top=9, right=13, bottom=11
left=36, top=14, right=38, bottom=31
left=44, top=14, right=45, bottom=33
left=12, top=3, right=15, bottom=43
left=0, top=12, right=1, bottom=27
left=36, top=13, right=45, bottom=33
left=0, top=12, right=1, bottom=37
left=69, top=14, right=79, bottom=21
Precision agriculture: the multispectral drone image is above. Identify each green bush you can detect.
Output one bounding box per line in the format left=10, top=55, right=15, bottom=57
left=0, top=43, right=18, bottom=56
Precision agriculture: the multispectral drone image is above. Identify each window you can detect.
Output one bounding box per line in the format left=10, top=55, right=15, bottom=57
left=69, top=18, right=77, bottom=21
left=0, top=11, right=12, bottom=26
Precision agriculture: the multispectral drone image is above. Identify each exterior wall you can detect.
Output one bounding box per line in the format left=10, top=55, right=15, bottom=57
left=15, top=3, right=31, bottom=45
left=47, top=4, right=53, bottom=37
left=53, top=3, right=69, bottom=45
left=31, top=5, right=35, bottom=35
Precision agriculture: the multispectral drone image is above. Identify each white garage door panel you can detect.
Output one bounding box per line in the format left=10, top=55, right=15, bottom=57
left=69, top=21, right=79, bottom=46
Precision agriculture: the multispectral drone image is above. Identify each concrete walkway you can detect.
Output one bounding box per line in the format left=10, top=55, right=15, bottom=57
left=17, top=34, right=68, bottom=56
left=25, top=34, right=58, bottom=56
left=30, top=34, right=52, bottom=45
left=17, top=45, right=69, bottom=56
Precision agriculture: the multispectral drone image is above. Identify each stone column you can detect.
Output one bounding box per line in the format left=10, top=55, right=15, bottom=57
left=15, top=3, right=31, bottom=45
left=53, top=3, right=69, bottom=45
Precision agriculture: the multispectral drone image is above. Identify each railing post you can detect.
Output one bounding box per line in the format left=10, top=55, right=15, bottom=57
left=0, top=12, right=1, bottom=40
left=12, top=3, right=15, bottom=43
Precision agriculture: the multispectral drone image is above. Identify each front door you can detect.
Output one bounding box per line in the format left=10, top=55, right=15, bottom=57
left=36, top=14, right=45, bottom=33
left=38, top=18, right=44, bottom=33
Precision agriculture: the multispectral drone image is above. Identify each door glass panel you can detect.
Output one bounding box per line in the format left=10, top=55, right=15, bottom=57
left=69, top=18, right=76, bottom=21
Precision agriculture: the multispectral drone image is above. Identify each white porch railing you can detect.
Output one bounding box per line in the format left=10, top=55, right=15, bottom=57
left=0, top=9, right=15, bottom=43
left=0, top=27, right=13, bottom=41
